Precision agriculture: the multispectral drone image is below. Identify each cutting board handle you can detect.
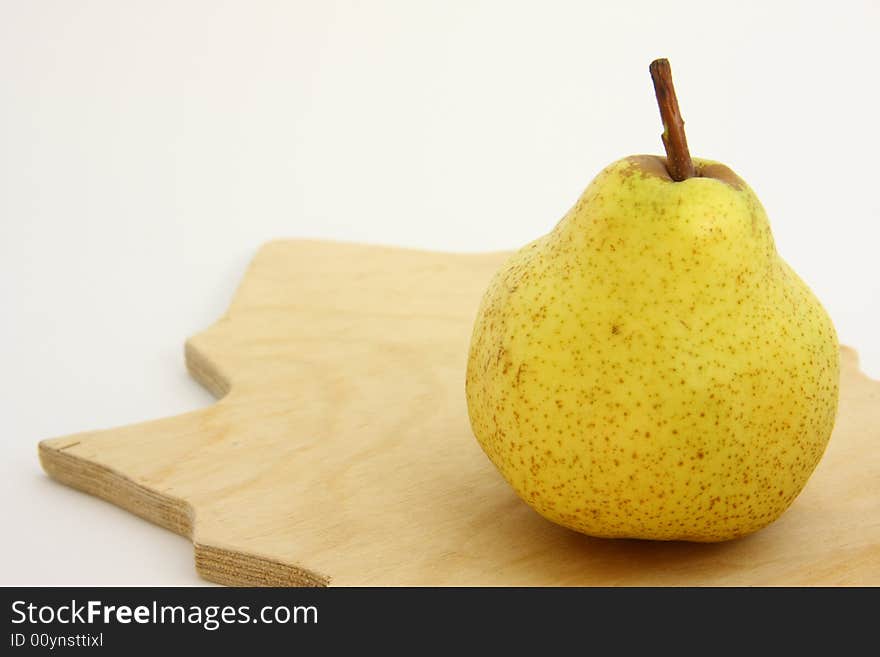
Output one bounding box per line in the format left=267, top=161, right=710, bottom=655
left=38, top=403, right=333, bottom=586
left=38, top=408, right=225, bottom=537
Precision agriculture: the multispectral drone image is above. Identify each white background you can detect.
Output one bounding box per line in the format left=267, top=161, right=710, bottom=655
left=2, top=1, right=878, bottom=585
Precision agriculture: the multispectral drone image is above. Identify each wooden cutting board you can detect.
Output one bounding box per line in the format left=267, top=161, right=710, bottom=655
left=39, top=240, right=880, bottom=586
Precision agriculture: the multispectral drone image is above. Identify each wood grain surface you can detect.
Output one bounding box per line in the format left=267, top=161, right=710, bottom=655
left=38, top=240, right=880, bottom=585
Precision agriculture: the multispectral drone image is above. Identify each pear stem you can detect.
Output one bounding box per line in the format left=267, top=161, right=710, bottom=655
left=649, top=58, right=695, bottom=181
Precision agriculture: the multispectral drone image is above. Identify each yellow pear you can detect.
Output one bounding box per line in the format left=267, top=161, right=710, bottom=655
left=465, top=60, right=839, bottom=541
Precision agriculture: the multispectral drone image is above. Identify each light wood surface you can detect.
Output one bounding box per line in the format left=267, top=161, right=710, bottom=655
left=39, top=240, right=880, bottom=586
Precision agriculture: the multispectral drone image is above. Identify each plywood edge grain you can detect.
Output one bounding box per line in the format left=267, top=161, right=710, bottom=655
left=184, top=333, right=231, bottom=399
left=38, top=439, right=194, bottom=536
left=38, top=331, right=332, bottom=587
left=195, top=544, right=330, bottom=587
left=38, top=441, right=332, bottom=587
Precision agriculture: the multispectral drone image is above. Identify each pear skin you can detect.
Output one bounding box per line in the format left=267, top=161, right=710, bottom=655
left=465, top=156, right=839, bottom=542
